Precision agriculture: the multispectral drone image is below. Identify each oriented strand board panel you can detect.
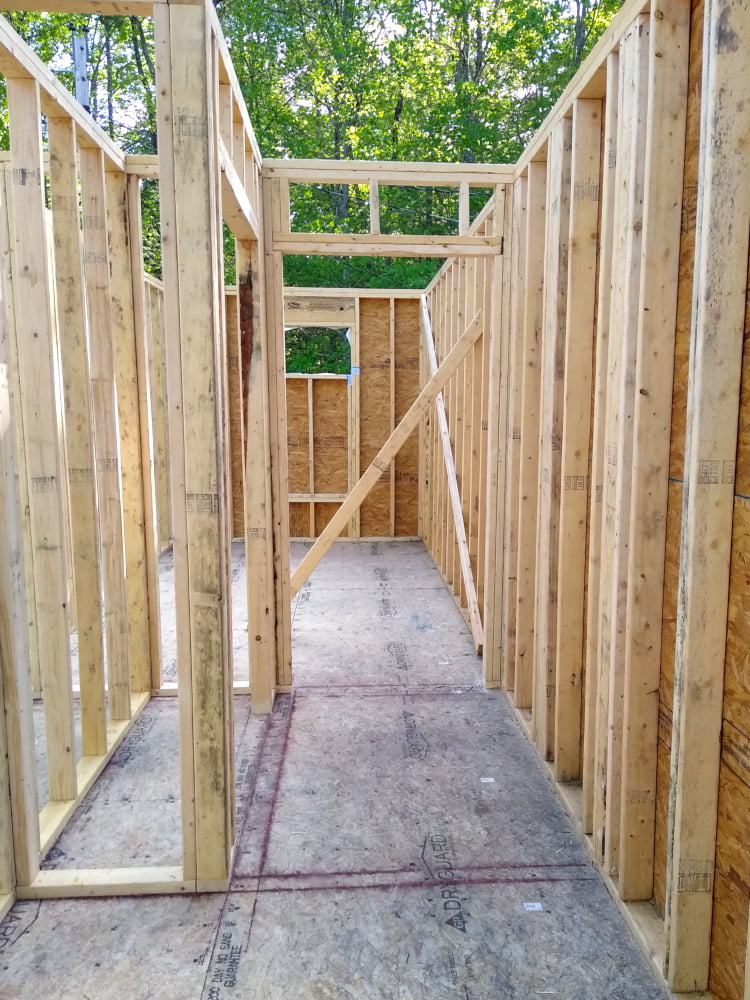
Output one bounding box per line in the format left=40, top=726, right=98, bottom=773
left=394, top=298, right=420, bottom=536
left=289, top=502, right=310, bottom=539
left=711, top=721, right=750, bottom=1000
left=286, top=379, right=311, bottom=495
left=359, top=297, right=392, bottom=536
left=653, top=0, right=703, bottom=917
left=312, top=379, right=348, bottom=494
left=314, top=502, right=341, bottom=536
left=708, top=329, right=750, bottom=995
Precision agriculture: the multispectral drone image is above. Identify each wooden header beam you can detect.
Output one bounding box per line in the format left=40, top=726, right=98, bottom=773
left=284, top=286, right=423, bottom=299
left=126, top=155, right=160, bottom=178
left=272, top=232, right=502, bottom=258
left=263, top=159, right=515, bottom=186
left=283, top=292, right=355, bottom=328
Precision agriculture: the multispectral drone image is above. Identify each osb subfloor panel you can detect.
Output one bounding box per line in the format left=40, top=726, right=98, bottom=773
left=1, top=541, right=669, bottom=1000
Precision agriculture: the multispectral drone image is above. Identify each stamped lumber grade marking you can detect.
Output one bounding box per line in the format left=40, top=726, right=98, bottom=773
left=175, top=109, right=207, bottom=137
left=563, top=475, right=587, bottom=490
left=29, top=476, right=57, bottom=493
left=677, top=863, right=713, bottom=893
left=696, top=458, right=736, bottom=485
left=11, top=166, right=41, bottom=186
left=68, top=466, right=94, bottom=483
left=186, top=492, right=220, bottom=514
left=625, top=788, right=655, bottom=806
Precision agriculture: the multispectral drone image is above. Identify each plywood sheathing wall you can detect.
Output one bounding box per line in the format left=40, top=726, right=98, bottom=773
left=284, top=296, right=420, bottom=540
left=313, top=377, right=349, bottom=536
left=394, top=298, right=421, bottom=534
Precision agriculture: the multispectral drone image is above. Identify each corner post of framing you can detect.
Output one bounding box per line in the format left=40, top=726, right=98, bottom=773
left=238, top=238, right=276, bottom=713
left=155, top=0, right=234, bottom=886
left=261, top=174, right=293, bottom=689
left=665, top=0, right=750, bottom=988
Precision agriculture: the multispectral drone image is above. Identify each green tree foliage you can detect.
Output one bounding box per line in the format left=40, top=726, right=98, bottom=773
left=217, top=0, right=622, bottom=287
left=1, top=12, right=156, bottom=150
left=285, top=326, right=351, bottom=374
left=0, top=12, right=161, bottom=271
left=0, top=0, right=622, bottom=293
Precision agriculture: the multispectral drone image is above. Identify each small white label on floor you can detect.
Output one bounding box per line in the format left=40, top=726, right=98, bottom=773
left=524, top=902, right=543, bottom=911
left=480, top=777, right=495, bottom=783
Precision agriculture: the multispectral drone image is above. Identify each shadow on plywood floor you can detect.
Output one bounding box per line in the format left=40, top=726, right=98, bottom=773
left=0, top=540, right=670, bottom=1000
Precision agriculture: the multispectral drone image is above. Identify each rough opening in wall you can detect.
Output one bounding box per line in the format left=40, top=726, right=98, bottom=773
left=283, top=289, right=423, bottom=545
left=285, top=325, right=351, bottom=376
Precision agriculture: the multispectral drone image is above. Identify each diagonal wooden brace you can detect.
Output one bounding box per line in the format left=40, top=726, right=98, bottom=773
left=290, top=309, right=484, bottom=596
left=420, top=297, right=484, bottom=653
